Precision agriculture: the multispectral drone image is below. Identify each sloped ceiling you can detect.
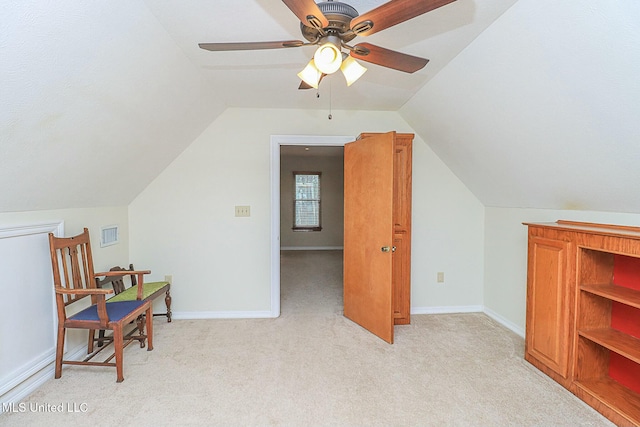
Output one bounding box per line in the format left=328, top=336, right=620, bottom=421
left=401, top=0, right=640, bottom=213
left=2, top=1, right=639, bottom=214
left=1, top=1, right=225, bottom=212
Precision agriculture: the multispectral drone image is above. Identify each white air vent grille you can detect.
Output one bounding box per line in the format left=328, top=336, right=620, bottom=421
left=100, top=225, right=119, bottom=247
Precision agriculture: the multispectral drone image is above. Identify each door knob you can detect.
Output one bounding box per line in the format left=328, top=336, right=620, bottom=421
left=381, top=246, right=397, bottom=252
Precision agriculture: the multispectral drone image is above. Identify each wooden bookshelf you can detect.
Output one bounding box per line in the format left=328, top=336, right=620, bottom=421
left=524, top=221, right=640, bottom=426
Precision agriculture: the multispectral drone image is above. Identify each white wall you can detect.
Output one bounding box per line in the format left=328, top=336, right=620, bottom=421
left=280, top=152, right=344, bottom=249
left=0, top=207, right=130, bottom=272
left=129, top=107, right=485, bottom=317
left=0, top=206, right=129, bottom=405
left=484, top=207, right=640, bottom=335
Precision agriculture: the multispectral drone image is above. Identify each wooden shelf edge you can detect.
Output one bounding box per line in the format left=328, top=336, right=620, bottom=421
left=579, top=328, right=640, bottom=364
left=574, top=379, right=640, bottom=426
left=523, top=220, right=640, bottom=240
left=581, top=284, right=640, bottom=310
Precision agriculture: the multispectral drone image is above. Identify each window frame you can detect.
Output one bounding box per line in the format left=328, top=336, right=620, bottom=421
left=292, top=171, right=322, bottom=232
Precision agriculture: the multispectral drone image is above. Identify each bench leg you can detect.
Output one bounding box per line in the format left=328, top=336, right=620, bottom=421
left=136, top=315, right=145, bottom=348
left=165, top=289, right=172, bottom=322
left=97, top=329, right=107, bottom=348
left=146, top=304, right=154, bottom=351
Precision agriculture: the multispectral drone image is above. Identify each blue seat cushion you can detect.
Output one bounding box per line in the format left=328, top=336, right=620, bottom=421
left=70, top=300, right=146, bottom=323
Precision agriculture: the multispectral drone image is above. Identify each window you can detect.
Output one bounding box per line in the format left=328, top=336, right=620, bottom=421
left=293, top=172, right=321, bottom=231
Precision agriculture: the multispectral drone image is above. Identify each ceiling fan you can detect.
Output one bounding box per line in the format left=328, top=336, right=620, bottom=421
left=198, top=0, right=457, bottom=89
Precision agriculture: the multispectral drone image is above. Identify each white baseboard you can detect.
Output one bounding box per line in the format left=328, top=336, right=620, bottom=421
left=0, top=344, right=85, bottom=414
left=411, top=305, right=525, bottom=338
left=172, top=310, right=276, bottom=320
left=483, top=307, right=525, bottom=338
left=411, top=305, right=484, bottom=315
left=280, top=246, right=343, bottom=251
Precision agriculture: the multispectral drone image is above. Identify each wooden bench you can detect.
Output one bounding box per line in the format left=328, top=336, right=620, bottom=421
left=94, top=265, right=172, bottom=347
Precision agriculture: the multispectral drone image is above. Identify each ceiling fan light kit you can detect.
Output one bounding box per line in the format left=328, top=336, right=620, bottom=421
left=340, top=54, right=367, bottom=86
left=313, top=36, right=343, bottom=74
left=199, top=0, right=457, bottom=89
left=297, top=59, right=324, bottom=89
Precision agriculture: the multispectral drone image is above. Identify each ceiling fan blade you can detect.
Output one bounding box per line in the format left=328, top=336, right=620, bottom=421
left=282, top=0, right=329, bottom=29
left=350, top=0, right=457, bottom=37
left=198, top=40, right=304, bottom=51
left=351, top=43, right=429, bottom=73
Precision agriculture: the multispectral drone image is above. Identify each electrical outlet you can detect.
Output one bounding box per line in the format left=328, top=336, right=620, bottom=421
left=164, top=275, right=172, bottom=284
left=437, top=272, right=445, bottom=283
left=235, top=205, right=251, bottom=217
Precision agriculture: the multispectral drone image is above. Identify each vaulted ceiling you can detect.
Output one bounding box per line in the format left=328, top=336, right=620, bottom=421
left=2, top=1, right=639, bottom=214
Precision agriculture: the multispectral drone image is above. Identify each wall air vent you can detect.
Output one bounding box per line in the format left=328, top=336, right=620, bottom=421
left=100, top=225, right=119, bottom=247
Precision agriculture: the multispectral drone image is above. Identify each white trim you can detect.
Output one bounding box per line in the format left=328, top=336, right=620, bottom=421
left=411, top=305, right=484, bottom=315
left=411, top=305, right=525, bottom=338
left=0, top=349, right=55, bottom=397
left=0, top=221, right=64, bottom=409
left=0, top=343, right=86, bottom=412
left=0, top=221, right=64, bottom=240
left=172, top=311, right=276, bottom=320
left=483, top=307, right=525, bottom=338
left=280, top=246, right=343, bottom=251
left=270, top=135, right=354, bottom=319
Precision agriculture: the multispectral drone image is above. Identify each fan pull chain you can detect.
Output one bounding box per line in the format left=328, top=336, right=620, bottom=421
left=313, top=79, right=333, bottom=120
left=328, top=79, right=333, bottom=120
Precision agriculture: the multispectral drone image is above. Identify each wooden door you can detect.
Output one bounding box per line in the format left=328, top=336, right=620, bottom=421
left=343, top=132, right=395, bottom=343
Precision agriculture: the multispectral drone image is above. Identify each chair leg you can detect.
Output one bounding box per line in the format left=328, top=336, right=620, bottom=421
left=165, top=289, right=172, bottom=323
left=113, top=326, right=124, bottom=383
left=88, top=329, right=95, bottom=354
left=55, top=326, right=65, bottom=379
left=146, top=305, right=154, bottom=352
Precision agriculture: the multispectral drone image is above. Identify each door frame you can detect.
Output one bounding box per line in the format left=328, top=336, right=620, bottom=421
left=269, top=134, right=354, bottom=317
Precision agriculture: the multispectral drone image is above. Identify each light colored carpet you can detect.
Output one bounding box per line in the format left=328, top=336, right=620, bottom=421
left=0, top=250, right=613, bottom=426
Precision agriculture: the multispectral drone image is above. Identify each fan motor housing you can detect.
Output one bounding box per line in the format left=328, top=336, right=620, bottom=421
left=301, top=1, right=359, bottom=43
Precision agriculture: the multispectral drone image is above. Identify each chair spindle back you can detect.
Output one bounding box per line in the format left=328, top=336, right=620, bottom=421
left=49, top=228, right=97, bottom=306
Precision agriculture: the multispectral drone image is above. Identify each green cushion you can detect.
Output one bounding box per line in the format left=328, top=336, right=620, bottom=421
left=107, top=281, right=169, bottom=302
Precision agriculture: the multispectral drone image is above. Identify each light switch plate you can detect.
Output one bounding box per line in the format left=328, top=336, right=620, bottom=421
left=235, top=205, right=250, bottom=217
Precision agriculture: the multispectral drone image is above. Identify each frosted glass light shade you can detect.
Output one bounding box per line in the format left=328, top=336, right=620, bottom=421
left=297, top=59, right=322, bottom=89
left=313, top=42, right=342, bottom=74
left=340, top=56, right=367, bottom=86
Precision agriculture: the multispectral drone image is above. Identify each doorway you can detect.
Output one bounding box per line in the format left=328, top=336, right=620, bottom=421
left=270, top=135, right=353, bottom=317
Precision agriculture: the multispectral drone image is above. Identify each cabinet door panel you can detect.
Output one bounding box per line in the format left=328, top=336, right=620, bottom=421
left=393, top=232, right=410, bottom=325
left=526, top=236, right=571, bottom=378
left=393, top=136, right=412, bottom=231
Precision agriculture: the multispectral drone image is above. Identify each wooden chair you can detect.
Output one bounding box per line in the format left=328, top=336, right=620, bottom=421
left=49, top=228, right=153, bottom=382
